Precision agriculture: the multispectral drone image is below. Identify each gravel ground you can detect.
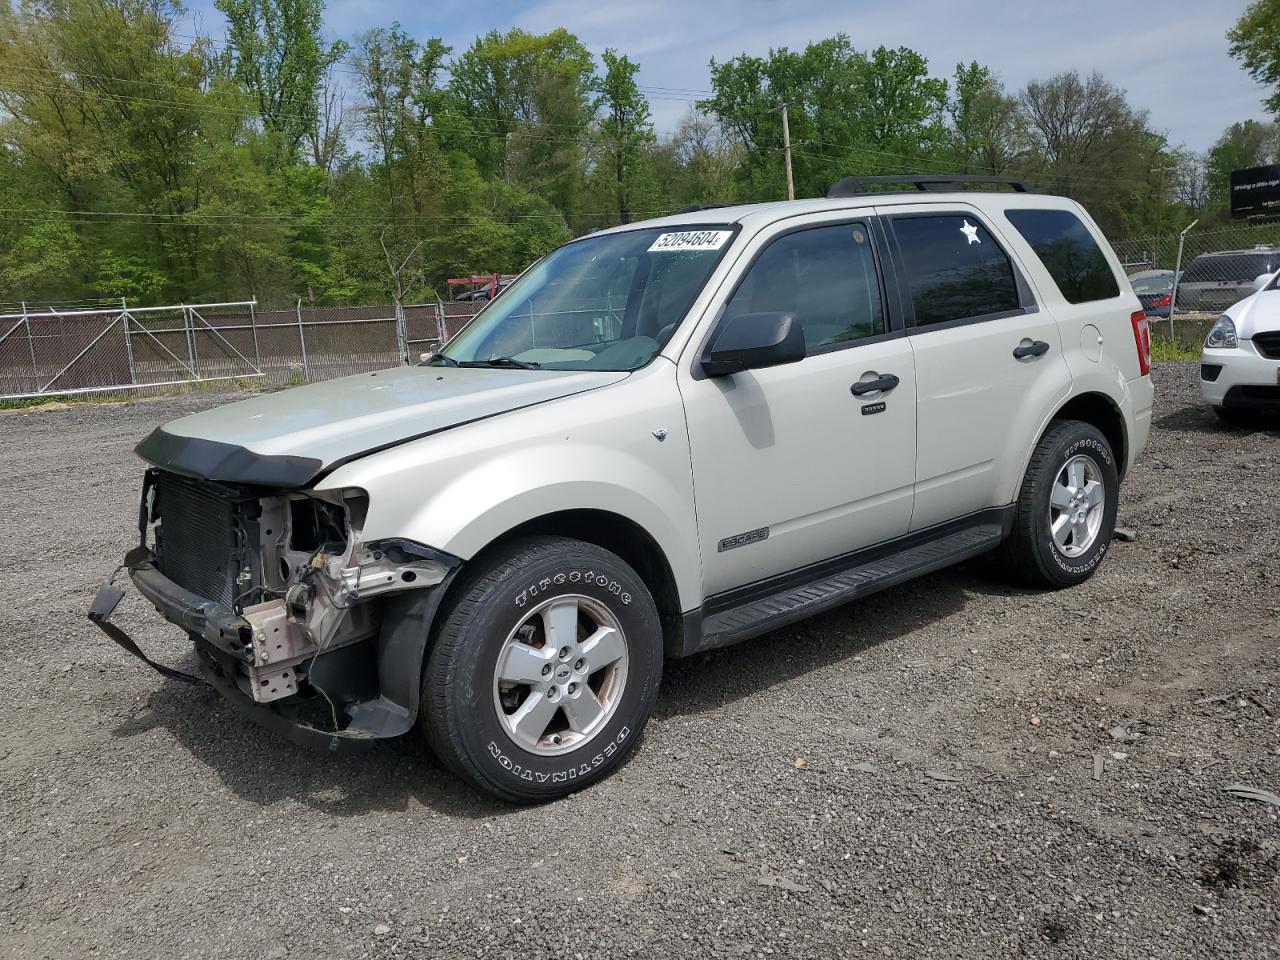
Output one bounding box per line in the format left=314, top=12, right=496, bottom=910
left=1, top=362, right=1277, bottom=960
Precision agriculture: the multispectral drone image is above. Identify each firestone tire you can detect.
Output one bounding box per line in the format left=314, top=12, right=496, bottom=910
left=421, top=536, right=663, bottom=803
left=998, top=420, right=1119, bottom=590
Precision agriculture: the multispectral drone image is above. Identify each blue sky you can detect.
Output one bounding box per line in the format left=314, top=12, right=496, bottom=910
left=181, top=0, right=1266, bottom=152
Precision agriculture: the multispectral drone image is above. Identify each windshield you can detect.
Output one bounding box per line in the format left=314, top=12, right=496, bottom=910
left=1131, top=273, right=1173, bottom=294
left=439, top=225, right=737, bottom=371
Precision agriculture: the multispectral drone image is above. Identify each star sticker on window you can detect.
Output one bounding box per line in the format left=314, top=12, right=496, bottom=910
left=960, top=220, right=981, bottom=245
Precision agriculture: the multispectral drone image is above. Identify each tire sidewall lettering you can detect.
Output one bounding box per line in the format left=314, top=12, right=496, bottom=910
left=514, top=568, right=632, bottom=608
left=486, top=726, right=631, bottom=784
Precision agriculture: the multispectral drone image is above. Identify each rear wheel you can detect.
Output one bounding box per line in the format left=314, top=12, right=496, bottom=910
left=422, top=536, right=662, bottom=802
left=998, top=420, right=1119, bottom=589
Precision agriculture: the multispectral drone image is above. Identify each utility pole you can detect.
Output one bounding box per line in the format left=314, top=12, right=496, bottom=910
left=780, top=102, right=795, bottom=201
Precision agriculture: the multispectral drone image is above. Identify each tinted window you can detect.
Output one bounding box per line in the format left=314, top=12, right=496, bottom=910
left=1182, top=253, right=1275, bottom=283
left=1005, top=209, right=1120, bottom=303
left=893, top=215, right=1020, bottom=326
left=724, top=223, right=884, bottom=351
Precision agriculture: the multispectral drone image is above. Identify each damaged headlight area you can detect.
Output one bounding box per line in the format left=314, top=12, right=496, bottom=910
left=127, top=469, right=457, bottom=732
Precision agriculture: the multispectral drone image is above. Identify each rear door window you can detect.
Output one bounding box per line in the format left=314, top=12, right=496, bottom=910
left=890, top=214, right=1021, bottom=327
left=1005, top=209, right=1120, bottom=303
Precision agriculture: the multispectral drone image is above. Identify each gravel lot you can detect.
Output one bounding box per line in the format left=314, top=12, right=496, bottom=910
left=1, top=362, right=1278, bottom=960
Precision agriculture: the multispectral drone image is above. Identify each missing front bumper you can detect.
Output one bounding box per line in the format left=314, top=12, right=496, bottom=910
left=87, top=542, right=460, bottom=751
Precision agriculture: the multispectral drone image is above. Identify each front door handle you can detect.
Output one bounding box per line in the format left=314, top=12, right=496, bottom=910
left=851, top=373, right=899, bottom=396
left=1013, top=339, right=1050, bottom=360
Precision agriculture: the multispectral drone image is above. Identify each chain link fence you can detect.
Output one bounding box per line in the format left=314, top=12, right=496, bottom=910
left=0, top=298, right=485, bottom=400
left=1111, top=220, right=1280, bottom=346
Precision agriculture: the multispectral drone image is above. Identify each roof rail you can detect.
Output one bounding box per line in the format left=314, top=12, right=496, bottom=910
left=827, top=175, right=1030, bottom=198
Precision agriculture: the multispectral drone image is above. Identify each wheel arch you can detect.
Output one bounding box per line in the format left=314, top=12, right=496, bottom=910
left=438, top=508, right=686, bottom=658
left=1048, top=391, right=1128, bottom=479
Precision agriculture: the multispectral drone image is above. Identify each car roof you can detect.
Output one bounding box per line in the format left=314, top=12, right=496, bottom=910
left=587, top=191, right=1081, bottom=239
left=1189, top=247, right=1280, bottom=257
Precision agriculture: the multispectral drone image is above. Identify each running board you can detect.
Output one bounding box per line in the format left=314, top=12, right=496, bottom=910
left=684, top=520, right=1007, bottom=656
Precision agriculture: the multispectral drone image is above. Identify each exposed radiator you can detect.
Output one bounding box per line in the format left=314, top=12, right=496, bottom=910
left=153, top=472, right=255, bottom=608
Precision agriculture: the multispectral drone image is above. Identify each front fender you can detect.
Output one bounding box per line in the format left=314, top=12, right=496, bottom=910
left=401, top=443, right=701, bottom=609
left=316, top=364, right=702, bottom=611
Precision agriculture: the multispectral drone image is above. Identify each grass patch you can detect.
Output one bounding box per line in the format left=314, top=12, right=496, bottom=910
left=1151, top=335, right=1200, bottom=362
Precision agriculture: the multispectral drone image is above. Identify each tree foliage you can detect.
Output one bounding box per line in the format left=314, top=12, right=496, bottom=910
left=0, top=2, right=1263, bottom=307
left=1230, top=0, right=1280, bottom=115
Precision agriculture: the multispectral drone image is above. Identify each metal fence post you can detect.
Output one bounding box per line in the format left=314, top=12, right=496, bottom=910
left=1168, top=219, right=1198, bottom=342
left=296, top=298, right=310, bottom=381
left=394, top=301, right=408, bottom=364
left=435, top=297, right=447, bottom=346
left=120, top=297, right=137, bottom=385
left=249, top=301, right=261, bottom=369
left=22, top=301, right=37, bottom=390
left=181, top=303, right=201, bottom=377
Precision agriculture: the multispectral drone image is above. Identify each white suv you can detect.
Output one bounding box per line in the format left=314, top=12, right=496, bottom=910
left=89, top=177, right=1155, bottom=801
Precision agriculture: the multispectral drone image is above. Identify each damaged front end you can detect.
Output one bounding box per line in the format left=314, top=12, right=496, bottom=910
left=89, top=468, right=458, bottom=750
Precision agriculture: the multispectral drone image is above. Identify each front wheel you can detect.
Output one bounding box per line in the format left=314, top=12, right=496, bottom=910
left=998, top=420, right=1119, bottom=589
left=1212, top=405, right=1255, bottom=426
left=422, top=536, right=663, bottom=802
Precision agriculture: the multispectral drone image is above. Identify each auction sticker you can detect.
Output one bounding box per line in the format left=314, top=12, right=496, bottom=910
left=648, top=230, right=733, bottom=253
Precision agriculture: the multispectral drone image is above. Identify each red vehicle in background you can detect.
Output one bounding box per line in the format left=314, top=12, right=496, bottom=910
left=450, top=273, right=517, bottom=302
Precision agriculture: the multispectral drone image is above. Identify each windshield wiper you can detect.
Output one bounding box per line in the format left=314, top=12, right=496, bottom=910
left=459, top=356, right=541, bottom=370
left=422, top=352, right=459, bottom=367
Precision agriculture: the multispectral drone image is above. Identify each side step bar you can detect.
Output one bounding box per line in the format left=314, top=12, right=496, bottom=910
left=689, top=521, right=1007, bottom=655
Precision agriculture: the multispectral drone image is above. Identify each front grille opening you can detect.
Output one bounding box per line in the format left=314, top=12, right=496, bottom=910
left=289, top=498, right=348, bottom=553
left=1254, top=332, right=1280, bottom=360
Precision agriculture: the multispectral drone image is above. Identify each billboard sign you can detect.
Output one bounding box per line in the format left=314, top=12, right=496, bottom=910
left=1230, top=164, right=1280, bottom=219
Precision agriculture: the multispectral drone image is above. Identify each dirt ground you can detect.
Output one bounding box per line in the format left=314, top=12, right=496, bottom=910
left=1, top=361, right=1277, bottom=959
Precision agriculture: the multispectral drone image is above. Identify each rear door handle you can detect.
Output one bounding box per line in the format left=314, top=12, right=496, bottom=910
left=851, top=373, right=899, bottom=395
left=1013, top=339, right=1050, bottom=360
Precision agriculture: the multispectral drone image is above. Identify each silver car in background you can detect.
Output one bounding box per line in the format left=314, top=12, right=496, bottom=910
left=1176, top=247, right=1279, bottom=312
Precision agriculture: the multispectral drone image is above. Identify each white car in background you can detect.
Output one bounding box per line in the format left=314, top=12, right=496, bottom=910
left=1201, top=271, right=1280, bottom=422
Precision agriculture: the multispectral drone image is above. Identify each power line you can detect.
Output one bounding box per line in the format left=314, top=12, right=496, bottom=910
left=0, top=71, right=711, bottom=143
left=0, top=206, right=689, bottom=227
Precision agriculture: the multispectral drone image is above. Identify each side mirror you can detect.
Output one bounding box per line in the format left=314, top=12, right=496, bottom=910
left=702, top=311, right=806, bottom=377
left=1252, top=272, right=1273, bottom=293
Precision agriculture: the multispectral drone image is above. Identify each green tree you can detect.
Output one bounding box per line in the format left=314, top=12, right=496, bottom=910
left=0, top=218, right=81, bottom=300
left=700, top=37, right=949, bottom=200
left=444, top=28, right=595, bottom=217
left=1206, top=119, right=1278, bottom=210
left=948, top=62, right=1025, bottom=174
left=1229, top=0, right=1280, bottom=115
left=214, top=0, right=348, bottom=163
left=590, top=49, right=656, bottom=225
left=0, top=0, right=209, bottom=295
left=1019, top=70, right=1167, bottom=234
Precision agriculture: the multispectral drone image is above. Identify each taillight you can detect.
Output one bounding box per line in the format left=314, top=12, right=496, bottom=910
left=1152, top=294, right=1171, bottom=308
left=1130, top=310, right=1151, bottom=376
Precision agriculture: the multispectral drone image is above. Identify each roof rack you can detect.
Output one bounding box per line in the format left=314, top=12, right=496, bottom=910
left=827, top=175, right=1030, bottom=198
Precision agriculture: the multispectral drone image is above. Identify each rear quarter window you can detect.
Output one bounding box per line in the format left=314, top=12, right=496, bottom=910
left=1005, top=209, right=1120, bottom=304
